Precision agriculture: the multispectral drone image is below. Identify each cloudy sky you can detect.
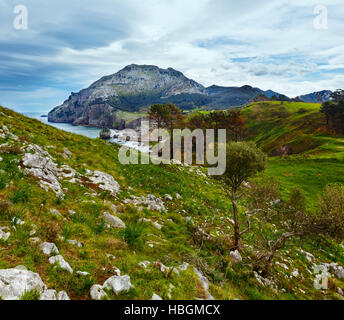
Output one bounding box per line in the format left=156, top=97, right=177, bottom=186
left=0, top=0, right=343, bottom=112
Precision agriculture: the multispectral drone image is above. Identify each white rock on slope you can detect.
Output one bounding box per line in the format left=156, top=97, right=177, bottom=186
left=49, top=255, right=73, bottom=274
left=0, top=268, right=47, bottom=300
left=230, top=250, right=242, bottom=264
left=90, top=274, right=134, bottom=300
left=103, top=275, right=134, bottom=295
left=22, top=144, right=63, bottom=195
left=87, top=170, right=120, bottom=196
left=0, top=228, right=10, bottom=241
left=124, top=194, right=166, bottom=212
left=39, top=242, right=59, bottom=256
left=90, top=284, right=107, bottom=300
left=103, top=212, right=126, bottom=229
left=193, top=267, right=215, bottom=300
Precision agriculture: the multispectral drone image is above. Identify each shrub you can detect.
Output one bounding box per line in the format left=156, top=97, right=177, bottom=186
left=120, top=223, right=145, bottom=247
left=10, top=186, right=31, bottom=204
left=317, top=184, right=344, bottom=241
left=19, top=289, right=41, bottom=300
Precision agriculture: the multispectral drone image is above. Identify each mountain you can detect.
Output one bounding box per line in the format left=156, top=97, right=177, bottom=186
left=48, top=65, right=283, bottom=128
left=205, top=85, right=282, bottom=109
left=48, top=65, right=208, bottom=128
left=297, top=90, right=332, bottom=103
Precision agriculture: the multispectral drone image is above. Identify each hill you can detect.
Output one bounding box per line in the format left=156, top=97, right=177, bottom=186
left=241, top=101, right=344, bottom=203
left=1, top=105, right=344, bottom=300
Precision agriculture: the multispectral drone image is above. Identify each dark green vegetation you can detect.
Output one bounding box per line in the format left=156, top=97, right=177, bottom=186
left=0, top=100, right=344, bottom=300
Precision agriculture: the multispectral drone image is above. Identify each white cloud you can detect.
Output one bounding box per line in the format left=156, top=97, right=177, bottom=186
left=0, top=0, right=343, bottom=109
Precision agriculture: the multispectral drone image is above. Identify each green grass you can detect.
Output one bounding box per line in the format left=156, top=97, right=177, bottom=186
left=0, top=103, right=343, bottom=300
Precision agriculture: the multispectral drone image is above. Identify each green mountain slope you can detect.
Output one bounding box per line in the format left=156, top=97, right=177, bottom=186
left=242, top=101, right=344, bottom=204
left=0, top=105, right=343, bottom=300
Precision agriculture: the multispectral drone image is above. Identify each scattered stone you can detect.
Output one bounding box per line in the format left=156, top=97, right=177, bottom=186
left=104, top=212, right=126, bottom=229
left=291, top=269, right=299, bottom=278
left=22, top=144, right=64, bottom=196
left=152, top=293, right=163, bottom=300
left=193, top=267, right=214, bottom=300
left=49, top=255, right=73, bottom=274
left=175, top=193, right=182, bottom=200
left=164, top=194, right=173, bottom=201
left=40, top=242, right=59, bottom=256
left=57, top=291, right=70, bottom=300
left=0, top=228, right=10, bottom=241
left=68, top=240, right=83, bottom=248
left=86, top=170, right=120, bottom=196
left=76, top=271, right=90, bottom=276
left=90, top=285, right=107, bottom=300
left=29, top=237, right=41, bottom=244
left=139, top=261, right=151, bottom=269
left=230, top=250, right=242, bottom=264
left=102, top=275, right=134, bottom=295
left=40, top=289, right=57, bottom=300
left=50, top=209, right=63, bottom=218
left=0, top=268, right=47, bottom=300
left=153, top=221, right=163, bottom=230
left=124, top=194, right=166, bottom=212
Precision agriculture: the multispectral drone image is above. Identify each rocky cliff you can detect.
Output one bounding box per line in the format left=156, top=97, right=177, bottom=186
left=48, top=64, right=287, bottom=128
left=48, top=64, right=206, bottom=128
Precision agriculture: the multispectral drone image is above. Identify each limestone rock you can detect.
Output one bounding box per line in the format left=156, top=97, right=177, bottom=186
left=0, top=268, right=47, bottom=300
left=0, top=228, right=10, bottom=241
left=49, top=255, right=73, bottom=274
left=152, top=293, right=163, bottom=300
left=40, top=289, right=57, bottom=300
left=230, top=250, right=242, bottom=264
left=193, top=267, right=214, bottom=300
left=57, top=291, right=70, bottom=300
left=90, top=284, right=107, bottom=300
left=104, top=212, right=126, bottom=229
left=103, top=275, right=134, bottom=295
left=87, top=170, right=120, bottom=196
left=40, top=242, right=59, bottom=256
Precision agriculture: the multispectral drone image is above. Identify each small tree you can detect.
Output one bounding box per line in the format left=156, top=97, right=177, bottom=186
left=254, top=184, right=344, bottom=273
left=221, top=142, right=267, bottom=250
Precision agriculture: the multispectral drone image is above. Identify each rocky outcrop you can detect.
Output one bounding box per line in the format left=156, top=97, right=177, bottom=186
left=90, top=273, right=134, bottom=300
left=48, top=64, right=286, bottom=127
left=124, top=194, right=166, bottom=212
left=48, top=64, right=206, bottom=127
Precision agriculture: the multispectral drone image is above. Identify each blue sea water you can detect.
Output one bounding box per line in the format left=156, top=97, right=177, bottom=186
left=22, top=112, right=102, bottom=139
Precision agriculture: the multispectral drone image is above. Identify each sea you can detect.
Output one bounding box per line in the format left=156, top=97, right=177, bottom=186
left=22, top=112, right=150, bottom=153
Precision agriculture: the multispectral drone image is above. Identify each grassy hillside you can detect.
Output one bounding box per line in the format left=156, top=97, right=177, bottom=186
left=0, top=105, right=343, bottom=300
left=242, top=101, right=344, bottom=205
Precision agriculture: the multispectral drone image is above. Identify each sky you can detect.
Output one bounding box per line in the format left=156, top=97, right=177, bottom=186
left=0, top=0, right=343, bottom=112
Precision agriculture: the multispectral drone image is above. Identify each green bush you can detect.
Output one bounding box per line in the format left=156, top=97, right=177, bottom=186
left=19, top=289, right=41, bottom=300
left=120, top=223, right=145, bottom=247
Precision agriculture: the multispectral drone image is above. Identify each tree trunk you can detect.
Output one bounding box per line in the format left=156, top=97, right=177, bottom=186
left=231, top=190, right=240, bottom=250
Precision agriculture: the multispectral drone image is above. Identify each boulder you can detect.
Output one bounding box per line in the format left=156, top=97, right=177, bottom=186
left=49, top=255, right=73, bottom=274
left=152, top=293, right=163, bottom=300
left=164, top=194, right=173, bottom=201
left=193, top=267, right=214, bottom=300
left=103, top=275, right=134, bottom=295
left=40, top=289, right=57, bottom=300
left=230, top=250, right=242, bottom=264
left=104, top=212, right=126, bottom=229
left=40, top=242, right=59, bottom=256
left=68, top=240, right=83, bottom=248
left=90, top=284, right=107, bottom=300
left=57, top=291, right=70, bottom=300
left=87, top=170, right=120, bottom=196
left=0, top=268, right=47, bottom=300
left=0, top=228, right=10, bottom=241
